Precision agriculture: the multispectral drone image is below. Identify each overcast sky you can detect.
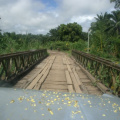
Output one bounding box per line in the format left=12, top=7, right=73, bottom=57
left=0, top=0, right=115, bottom=34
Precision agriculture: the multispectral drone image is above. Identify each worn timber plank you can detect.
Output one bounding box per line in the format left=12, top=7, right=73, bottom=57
left=68, top=85, right=74, bottom=93
left=65, top=70, right=72, bottom=85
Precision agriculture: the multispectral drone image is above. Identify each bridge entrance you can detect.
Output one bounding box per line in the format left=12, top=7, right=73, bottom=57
left=14, top=51, right=102, bottom=95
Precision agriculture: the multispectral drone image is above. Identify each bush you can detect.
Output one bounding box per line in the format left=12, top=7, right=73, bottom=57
left=48, top=41, right=70, bottom=51
left=70, top=39, right=87, bottom=51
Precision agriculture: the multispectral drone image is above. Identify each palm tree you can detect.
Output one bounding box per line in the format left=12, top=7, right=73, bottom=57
left=105, top=10, right=120, bottom=57
left=106, top=10, right=120, bottom=36
left=110, top=0, right=120, bottom=9
left=91, top=12, right=111, bottom=51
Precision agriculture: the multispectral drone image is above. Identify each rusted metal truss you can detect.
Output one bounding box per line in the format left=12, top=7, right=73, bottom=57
left=72, top=50, right=120, bottom=96
left=0, top=49, right=48, bottom=82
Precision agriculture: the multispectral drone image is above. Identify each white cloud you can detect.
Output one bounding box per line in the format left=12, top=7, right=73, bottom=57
left=0, top=0, right=115, bottom=34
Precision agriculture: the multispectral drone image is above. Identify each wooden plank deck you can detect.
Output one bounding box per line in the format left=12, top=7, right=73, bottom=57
left=14, top=51, right=103, bottom=95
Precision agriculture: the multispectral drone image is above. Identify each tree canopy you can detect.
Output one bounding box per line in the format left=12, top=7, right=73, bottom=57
left=48, top=22, right=85, bottom=42
left=90, top=10, right=120, bottom=58
left=110, top=0, right=120, bottom=9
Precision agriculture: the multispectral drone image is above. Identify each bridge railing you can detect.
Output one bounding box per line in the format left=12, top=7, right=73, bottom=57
left=72, top=50, right=120, bottom=95
left=0, top=49, right=48, bottom=82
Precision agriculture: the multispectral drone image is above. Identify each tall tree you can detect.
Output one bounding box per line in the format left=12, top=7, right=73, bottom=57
left=90, top=12, right=111, bottom=51
left=58, top=22, right=82, bottom=42
left=105, top=10, right=120, bottom=57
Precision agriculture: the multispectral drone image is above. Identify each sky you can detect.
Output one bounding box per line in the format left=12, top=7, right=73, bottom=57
left=0, top=0, right=115, bottom=34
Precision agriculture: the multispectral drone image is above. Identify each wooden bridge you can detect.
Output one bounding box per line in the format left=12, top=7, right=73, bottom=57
left=0, top=49, right=120, bottom=96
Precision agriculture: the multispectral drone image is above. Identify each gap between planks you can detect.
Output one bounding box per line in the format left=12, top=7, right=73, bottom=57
left=33, top=56, right=56, bottom=90
left=65, top=56, right=82, bottom=93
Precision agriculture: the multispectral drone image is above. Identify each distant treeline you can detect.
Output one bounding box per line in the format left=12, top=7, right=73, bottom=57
left=0, top=9, right=120, bottom=62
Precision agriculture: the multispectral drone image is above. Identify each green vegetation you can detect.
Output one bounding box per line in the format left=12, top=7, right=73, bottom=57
left=89, top=10, right=120, bottom=63
left=110, top=0, right=120, bottom=9
left=0, top=32, right=48, bottom=54
left=0, top=7, right=119, bottom=64
left=0, top=22, right=87, bottom=55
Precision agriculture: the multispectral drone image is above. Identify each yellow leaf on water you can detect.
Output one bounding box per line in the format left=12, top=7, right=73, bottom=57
left=50, top=111, right=53, bottom=115
left=42, top=114, right=44, bottom=116
left=58, top=108, right=62, bottom=110
left=63, top=94, right=67, bottom=97
left=114, top=110, right=117, bottom=113
left=34, top=110, right=37, bottom=112
left=31, top=99, right=35, bottom=103
left=10, top=100, right=15, bottom=103
left=25, top=108, right=28, bottom=110
left=27, top=99, right=30, bottom=101
left=68, top=101, right=71, bottom=104
left=18, top=97, right=23, bottom=101
left=46, top=103, right=50, bottom=106
left=48, top=108, right=53, bottom=115
left=81, top=116, right=83, bottom=118
left=65, top=97, right=70, bottom=100
left=33, top=104, right=36, bottom=107
left=102, top=114, right=106, bottom=117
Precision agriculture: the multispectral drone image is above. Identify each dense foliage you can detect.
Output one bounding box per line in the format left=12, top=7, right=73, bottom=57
left=0, top=22, right=87, bottom=54
left=89, top=10, right=120, bottom=60
left=49, top=22, right=86, bottom=42
left=0, top=32, right=49, bottom=54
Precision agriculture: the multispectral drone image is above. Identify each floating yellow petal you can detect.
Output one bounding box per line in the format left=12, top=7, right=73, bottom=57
left=81, top=116, right=83, bottom=118
left=46, top=103, right=50, bottom=106
left=18, top=97, right=23, bottom=101
left=27, top=99, right=30, bottom=101
left=10, top=100, right=15, bottom=103
left=34, top=110, right=37, bottom=112
left=63, top=94, right=67, bottom=97
left=114, top=110, right=117, bottom=113
left=68, top=101, right=71, bottom=104
left=33, top=103, right=36, bottom=107
left=48, top=108, right=53, bottom=115
left=102, top=114, right=106, bottom=116
left=25, top=108, right=28, bottom=110
left=58, top=108, right=62, bottom=110
left=50, top=111, right=53, bottom=115
left=31, top=99, right=35, bottom=103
